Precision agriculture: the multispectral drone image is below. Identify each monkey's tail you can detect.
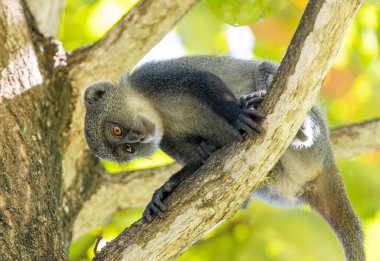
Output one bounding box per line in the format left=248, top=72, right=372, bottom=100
left=304, top=165, right=365, bottom=261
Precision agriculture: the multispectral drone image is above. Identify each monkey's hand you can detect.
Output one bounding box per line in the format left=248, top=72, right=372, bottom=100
left=142, top=164, right=199, bottom=222
left=196, top=140, right=219, bottom=164
left=143, top=181, right=177, bottom=222
left=233, top=90, right=266, bottom=139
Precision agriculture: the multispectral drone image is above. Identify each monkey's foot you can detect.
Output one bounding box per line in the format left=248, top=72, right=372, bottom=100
left=197, top=140, right=219, bottom=164
left=233, top=107, right=264, bottom=139
left=142, top=181, right=176, bottom=222
left=239, top=90, right=267, bottom=109
left=234, top=90, right=266, bottom=139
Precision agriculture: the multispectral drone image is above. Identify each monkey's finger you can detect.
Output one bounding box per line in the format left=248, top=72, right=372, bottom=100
left=241, top=94, right=263, bottom=103
left=237, top=123, right=254, bottom=136
left=163, top=181, right=177, bottom=194
left=241, top=108, right=265, bottom=119
left=232, top=129, right=245, bottom=142
left=254, top=90, right=267, bottom=97
left=199, top=141, right=208, bottom=151
left=197, top=146, right=209, bottom=162
left=153, top=195, right=166, bottom=212
left=236, top=119, right=261, bottom=136
left=156, top=188, right=166, bottom=198
left=142, top=207, right=153, bottom=223
left=200, top=141, right=215, bottom=158
left=241, top=90, right=266, bottom=101
left=238, top=114, right=262, bottom=134
left=240, top=96, right=249, bottom=108
left=245, top=97, right=263, bottom=108
left=151, top=203, right=165, bottom=219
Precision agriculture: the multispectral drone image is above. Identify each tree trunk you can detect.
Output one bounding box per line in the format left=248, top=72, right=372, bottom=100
left=0, top=1, right=71, bottom=258
left=0, top=0, right=197, bottom=259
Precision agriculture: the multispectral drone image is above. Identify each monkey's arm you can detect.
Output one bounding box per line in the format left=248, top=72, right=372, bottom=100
left=142, top=163, right=200, bottom=222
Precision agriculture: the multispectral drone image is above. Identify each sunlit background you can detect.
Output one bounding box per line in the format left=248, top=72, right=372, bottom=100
left=59, top=0, right=380, bottom=260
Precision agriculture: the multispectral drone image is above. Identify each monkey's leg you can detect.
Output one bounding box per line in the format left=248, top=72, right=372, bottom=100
left=304, top=166, right=364, bottom=261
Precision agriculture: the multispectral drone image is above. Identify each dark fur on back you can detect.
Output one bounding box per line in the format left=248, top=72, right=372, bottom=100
left=130, top=62, right=241, bottom=126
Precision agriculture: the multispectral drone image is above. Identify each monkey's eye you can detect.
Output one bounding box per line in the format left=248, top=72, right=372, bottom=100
left=110, top=125, right=123, bottom=137
left=122, top=143, right=135, bottom=154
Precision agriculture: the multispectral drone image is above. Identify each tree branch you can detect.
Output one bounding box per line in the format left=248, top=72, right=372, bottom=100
left=25, top=0, right=65, bottom=36
left=331, top=118, right=380, bottom=158
left=0, top=0, right=43, bottom=99
left=0, top=0, right=74, bottom=258
left=93, top=0, right=363, bottom=260
left=68, top=0, right=198, bottom=83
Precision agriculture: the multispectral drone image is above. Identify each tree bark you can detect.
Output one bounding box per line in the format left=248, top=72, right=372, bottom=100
left=0, top=0, right=71, bottom=259
left=331, top=118, right=380, bottom=158
left=94, top=0, right=363, bottom=260
left=25, top=0, right=64, bottom=37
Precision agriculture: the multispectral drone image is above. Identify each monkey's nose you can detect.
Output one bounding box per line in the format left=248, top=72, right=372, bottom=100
left=123, top=130, right=153, bottom=143
left=124, top=132, right=143, bottom=143
left=139, top=134, right=154, bottom=143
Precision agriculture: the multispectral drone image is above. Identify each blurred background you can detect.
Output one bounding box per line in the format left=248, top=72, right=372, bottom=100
left=59, top=0, right=380, bottom=260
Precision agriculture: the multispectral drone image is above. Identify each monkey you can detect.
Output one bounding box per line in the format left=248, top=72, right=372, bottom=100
left=83, top=56, right=364, bottom=261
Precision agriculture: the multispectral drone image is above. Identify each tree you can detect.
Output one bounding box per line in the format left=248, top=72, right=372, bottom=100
left=0, top=0, right=377, bottom=259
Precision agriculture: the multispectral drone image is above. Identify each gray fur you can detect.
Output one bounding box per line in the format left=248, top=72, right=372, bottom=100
left=84, top=55, right=364, bottom=260
left=84, top=82, right=164, bottom=162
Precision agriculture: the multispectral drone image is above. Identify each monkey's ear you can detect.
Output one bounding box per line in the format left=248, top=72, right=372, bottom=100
left=84, top=82, right=112, bottom=106
left=120, top=72, right=130, bottom=87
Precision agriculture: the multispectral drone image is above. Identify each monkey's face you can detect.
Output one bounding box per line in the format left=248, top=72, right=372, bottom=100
left=83, top=81, right=163, bottom=163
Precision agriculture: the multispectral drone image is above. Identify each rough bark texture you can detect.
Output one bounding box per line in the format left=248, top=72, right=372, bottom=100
left=0, top=0, right=372, bottom=259
left=94, top=0, right=363, bottom=260
left=25, top=0, right=65, bottom=37
left=331, top=118, right=380, bottom=158
left=0, top=0, right=71, bottom=259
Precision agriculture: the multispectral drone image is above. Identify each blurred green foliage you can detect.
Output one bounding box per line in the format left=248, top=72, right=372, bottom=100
left=59, top=0, right=380, bottom=260
left=178, top=1, right=229, bottom=54
left=206, top=0, right=288, bottom=26
left=59, top=0, right=139, bottom=50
